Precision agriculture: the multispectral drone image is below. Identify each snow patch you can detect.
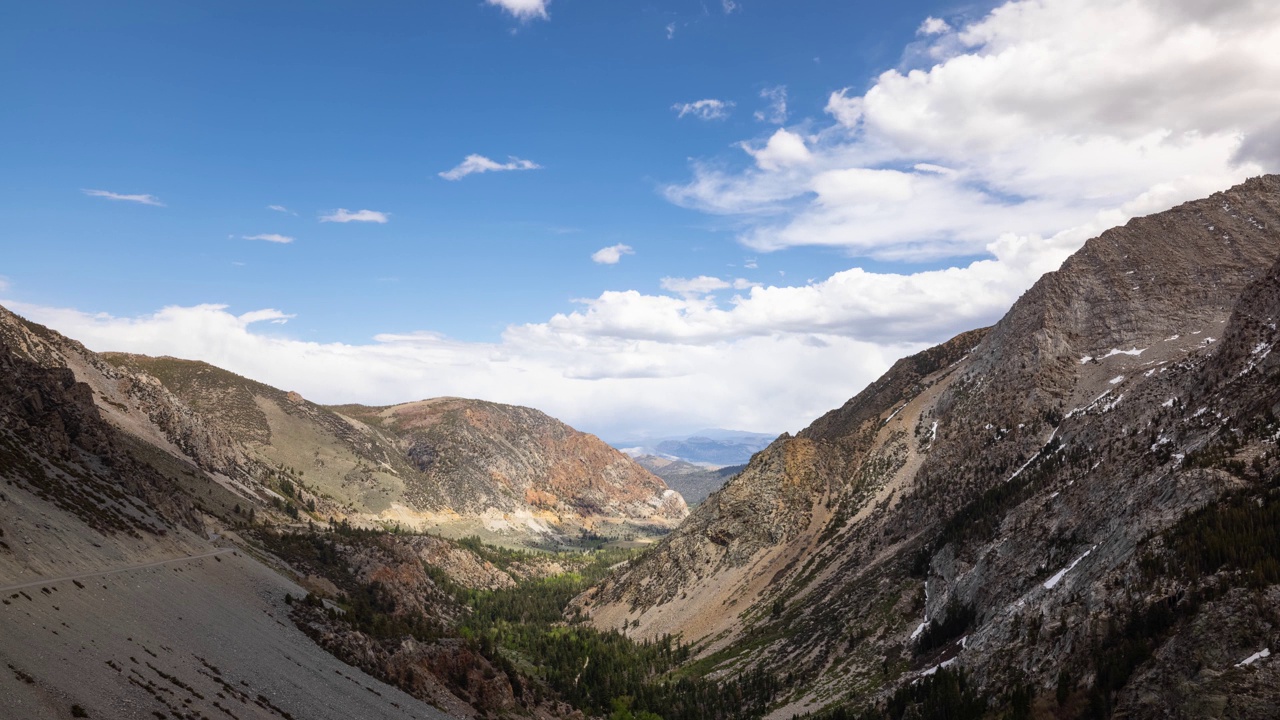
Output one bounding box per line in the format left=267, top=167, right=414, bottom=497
left=884, top=403, right=908, bottom=423
left=1044, top=546, right=1096, bottom=590
left=1006, top=428, right=1058, bottom=482
left=1109, top=375, right=1125, bottom=385
left=1079, top=355, right=1093, bottom=364
left=919, top=657, right=959, bottom=678
left=1162, top=398, right=1176, bottom=408
left=1236, top=649, right=1270, bottom=667
left=1102, top=347, right=1145, bottom=359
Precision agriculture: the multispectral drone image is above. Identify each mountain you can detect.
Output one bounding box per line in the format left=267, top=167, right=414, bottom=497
left=615, top=429, right=777, bottom=466
left=0, top=305, right=684, bottom=718
left=0, top=318, right=459, bottom=719
left=97, top=353, right=686, bottom=544
left=576, top=175, right=1280, bottom=716
left=630, top=454, right=745, bottom=505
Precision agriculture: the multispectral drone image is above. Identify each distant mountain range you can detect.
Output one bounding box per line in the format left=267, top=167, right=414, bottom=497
left=0, top=308, right=686, bottom=547
left=629, top=455, right=746, bottom=505
left=612, top=429, right=777, bottom=466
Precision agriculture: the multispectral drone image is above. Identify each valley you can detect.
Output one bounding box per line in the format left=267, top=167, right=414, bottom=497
left=4, top=176, right=1280, bottom=718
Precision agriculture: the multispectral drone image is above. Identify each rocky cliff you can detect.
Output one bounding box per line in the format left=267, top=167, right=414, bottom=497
left=577, top=175, right=1280, bottom=717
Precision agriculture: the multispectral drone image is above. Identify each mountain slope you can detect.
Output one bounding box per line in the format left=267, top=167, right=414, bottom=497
left=630, top=455, right=744, bottom=504
left=335, top=398, right=686, bottom=532
left=95, top=353, right=685, bottom=543
left=577, top=175, right=1280, bottom=716
left=0, top=330, right=454, bottom=719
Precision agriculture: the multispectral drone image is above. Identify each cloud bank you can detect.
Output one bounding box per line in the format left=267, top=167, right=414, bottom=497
left=666, top=0, right=1279, bottom=261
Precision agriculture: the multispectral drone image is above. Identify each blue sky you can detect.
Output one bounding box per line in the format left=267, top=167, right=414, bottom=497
left=3, top=0, right=1278, bottom=437
left=4, top=0, right=951, bottom=342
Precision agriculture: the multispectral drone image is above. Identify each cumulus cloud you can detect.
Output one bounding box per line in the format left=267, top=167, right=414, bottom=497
left=740, top=128, right=812, bottom=171
left=665, top=0, right=1280, bottom=261
left=319, top=209, right=389, bottom=224
left=439, top=154, right=542, bottom=181
left=673, top=99, right=735, bottom=121
left=242, top=234, right=294, bottom=244
left=591, top=244, right=635, bottom=265
left=82, top=189, right=164, bottom=207
left=486, top=0, right=548, bottom=21
left=754, top=86, right=788, bottom=124
left=917, top=16, right=951, bottom=35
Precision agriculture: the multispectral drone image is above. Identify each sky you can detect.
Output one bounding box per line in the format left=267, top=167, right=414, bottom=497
left=3, top=0, right=1279, bottom=439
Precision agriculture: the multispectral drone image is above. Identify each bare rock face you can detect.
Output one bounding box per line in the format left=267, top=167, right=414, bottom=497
left=0, top=338, right=203, bottom=535
left=0, top=309, right=248, bottom=483
left=578, top=175, right=1280, bottom=716
left=346, top=398, right=687, bottom=525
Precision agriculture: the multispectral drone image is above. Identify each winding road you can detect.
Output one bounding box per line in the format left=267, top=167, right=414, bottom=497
left=0, top=547, right=235, bottom=593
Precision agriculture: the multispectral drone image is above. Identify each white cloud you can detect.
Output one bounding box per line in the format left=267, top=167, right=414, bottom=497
left=9, top=299, right=908, bottom=438
left=439, top=154, right=542, bottom=181
left=754, top=85, right=788, bottom=124
left=591, top=244, right=635, bottom=265
left=659, top=276, right=760, bottom=297
left=0, top=186, right=1199, bottom=439
left=267, top=204, right=297, bottom=215
left=918, top=16, right=951, bottom=35
left=660, top=276, right=731, bottom=296
left=3, top=217, right=1078, bottom=437
left=665, top=0, right=1280, bottom=261
left=486, top=0, right=548, bottom=21
left=238, top=309, right=295, bottom=325
left=666, top=22, right=676, bottom=40
left=242, top=234, right=294, bottom=244
left=319, top=208, right=389, bottom=224
left=82, top=189, right=164, bottom=207
left=673, top=99, right=734, bottom=121
left=722, top=0, right=739, bottom=14
left=740, top=128, right=812, bottom=171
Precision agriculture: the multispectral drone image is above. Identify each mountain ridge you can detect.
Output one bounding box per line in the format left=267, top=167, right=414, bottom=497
left=576, top=174, right=1280, bottom=716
